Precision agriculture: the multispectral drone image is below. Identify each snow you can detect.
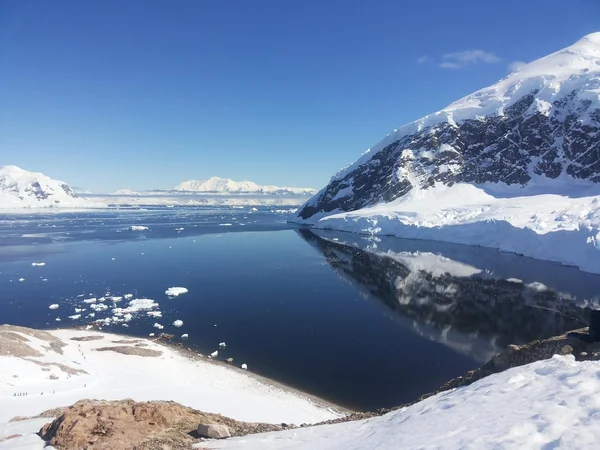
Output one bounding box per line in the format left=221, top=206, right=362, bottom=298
left=165, top=287, right=188, bottom=297
left=0, top=329, right=341, bottom=448
left=204, top=355, right=600, bottom=450
left=172, top=320, right=183, bottom=328
left=48, top=304, right=59, bottom=310
left=304, top=182, right=600, bottom=274
left=174, top=176, right=316, bottom=195
left=0, top=165, right=104, bottom=209
left=129, top=225, right=149, bottom=231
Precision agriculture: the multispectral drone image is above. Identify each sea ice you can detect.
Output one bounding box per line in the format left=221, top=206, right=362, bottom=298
left=48, top=304, right=59, bottom=310
left=31, top=262, right=45, bottom=267
left=130, top=225, right=149, bottom=231
left=165, top=287, right=188, bottom=297
left=173, top=320, right=183, bottom=328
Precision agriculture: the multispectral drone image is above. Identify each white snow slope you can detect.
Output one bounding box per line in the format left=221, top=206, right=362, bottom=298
left=0, top=165, right=103, bottom=209
left=175, top=176, right=316, bottom=195
left=300, top=33, right=600, bottom=274
left=0, top=328, right=342, bottom=448
left=205, top=355, right=600, bottom=450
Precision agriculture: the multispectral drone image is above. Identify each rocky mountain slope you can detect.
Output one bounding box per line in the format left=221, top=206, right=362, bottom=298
left=296, top=33, right=600, bottom=273
left=0, top=165, right=102, bottom=209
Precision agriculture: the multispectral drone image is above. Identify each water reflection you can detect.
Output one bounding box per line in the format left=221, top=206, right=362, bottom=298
left=299, top=229, right=594, bottom=363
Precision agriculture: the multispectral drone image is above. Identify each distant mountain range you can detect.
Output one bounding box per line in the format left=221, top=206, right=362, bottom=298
left=0, top=166, right=316, bottom=208
left=111, top=177, right=317, bottom=196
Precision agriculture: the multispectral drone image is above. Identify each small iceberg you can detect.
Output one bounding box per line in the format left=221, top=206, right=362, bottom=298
left=31, top=262, right=46, bottom=267
left=165, top=287, right=188, bottom=297
left=49, top=304, right=59, bottom=310
left=130, top=225, right=149, bottom=231
left=173, top=319, right=184, bottom=328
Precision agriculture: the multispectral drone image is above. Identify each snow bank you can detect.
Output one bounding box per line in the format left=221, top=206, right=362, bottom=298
left=205, top=355, right=600, bottom=449
left=165, top=287, right=188, bottom=297
left=0, top=329, right=341, bottom=427
left=304, top=183, right=600, bottom=274
left=129, top=225, right=149, bottom=231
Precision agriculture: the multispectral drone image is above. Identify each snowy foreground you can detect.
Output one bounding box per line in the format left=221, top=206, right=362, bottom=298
left=205, top=355, right=600, bottom=450
left=302, top=182, right=600, bottom=274
left=0, top=328, right=341, bottom=448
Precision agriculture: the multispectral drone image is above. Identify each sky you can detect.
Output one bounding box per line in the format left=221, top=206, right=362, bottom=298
left=1, top=0, right=599, bottom=193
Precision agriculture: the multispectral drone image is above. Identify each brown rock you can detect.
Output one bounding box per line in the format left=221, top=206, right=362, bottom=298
left=197, top=423, right=231, bottom=439
left=37, top=399, right=295, bottom=449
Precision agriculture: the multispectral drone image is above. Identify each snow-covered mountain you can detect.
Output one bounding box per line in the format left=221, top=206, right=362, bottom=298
left=297, top=33, right=600, bottom=274
left=0, top=165, right=102, bottom=209
left=175, top=176, right=316, bottom=195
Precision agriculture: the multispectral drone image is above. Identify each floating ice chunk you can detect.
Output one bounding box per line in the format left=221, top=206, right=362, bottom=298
left=127, top=298, right=159, bottom=311
left=87, top=312, right=95, bottom=318
left=74, top=308, right=85, bottom=313
left=153, top=323, right=164, bottom=330
left=250, top=207, right=258, bottom=212
left=175, top=227, right=184, bottom=231
left=91, top=303, right=108, bottom=312
left=173, top=320, right=184, bottom=328
left=55, top=317, right=61, bottom=322
left=42, top=279, right=48, bottom=282
left=219, top=342, right=227, bottom=348
left=31, top=262, right=46, bottom=267
left=506, top=278, right=523, bottom=284
left=210, top=350, right=218, bottom=357
left=18, top=278, right=25, bottom=282
left=111, top=296, right=123, bottom=302
left=98, top=297, right=106, bottom=302
left=165, top=287, right=188, bottom=297
left=49, top=304, right=59, bottom=310
left=68, top=314, right=81, bottom=320
left=149, top=333, right=155, bottom=337
left=147, top=311, right=162, bottom=318
left=83, top=298, right=97, bottom=304
left=130, top=225, right=149, bottom=231
left=124, top=294, right=133, bottom=300
left=219, top=223, right=233, bottom=226
left=111, top=258, right=116, bottom=261
left=181, top=334, right=189, bottom=339
left=122, top=324, right=129, bottom=327
left=241, top=363, right=248, bottom=370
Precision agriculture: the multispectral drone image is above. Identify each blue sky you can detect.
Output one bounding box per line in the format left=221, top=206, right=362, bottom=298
left=1, top=0, right=598, bottom=192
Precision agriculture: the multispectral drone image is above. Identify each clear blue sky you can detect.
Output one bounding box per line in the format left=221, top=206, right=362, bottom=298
left=1, top=0, right=598, bottom=192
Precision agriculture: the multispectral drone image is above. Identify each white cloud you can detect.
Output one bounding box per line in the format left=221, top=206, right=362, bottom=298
left=417, top=55, right=429, bottom=65
left=439, top=50, right=501, bottom=69
left=508, top=60, right=528, bottom=72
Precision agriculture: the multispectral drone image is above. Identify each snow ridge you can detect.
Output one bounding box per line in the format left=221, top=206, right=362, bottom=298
left=0, top=165, right=102, bottom=209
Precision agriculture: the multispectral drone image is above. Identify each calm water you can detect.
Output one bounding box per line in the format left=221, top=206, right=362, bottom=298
left=0, top=207, right=597, bottom=411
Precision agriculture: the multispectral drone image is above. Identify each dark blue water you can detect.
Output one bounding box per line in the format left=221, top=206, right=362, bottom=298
left=0, top=207, right=597, bottom=410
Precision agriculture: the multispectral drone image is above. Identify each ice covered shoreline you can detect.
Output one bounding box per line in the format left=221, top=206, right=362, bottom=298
left=297, top=183, right=600, bottom=275
left=0, top=326, right=345, bottom=425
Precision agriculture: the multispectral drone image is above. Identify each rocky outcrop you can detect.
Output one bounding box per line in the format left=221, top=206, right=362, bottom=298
left=38, top=399, right=296, bottom=449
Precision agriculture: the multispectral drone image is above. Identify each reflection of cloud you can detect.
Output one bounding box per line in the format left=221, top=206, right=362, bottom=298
left=417, top=55, right=429, bottom=65
left=439, top=50, right=501, bottom=69
left=508, top=60, right=528, bottom=72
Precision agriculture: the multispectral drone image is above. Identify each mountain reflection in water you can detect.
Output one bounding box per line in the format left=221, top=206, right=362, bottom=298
left=298, top=229, right=593, bottom=363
